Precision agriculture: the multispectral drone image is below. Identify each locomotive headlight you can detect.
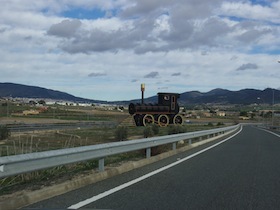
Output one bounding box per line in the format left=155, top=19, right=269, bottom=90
left=141, top=83, right=145, bottom=91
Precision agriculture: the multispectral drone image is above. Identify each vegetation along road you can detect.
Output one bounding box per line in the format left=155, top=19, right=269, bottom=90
left=23, top=125, right=280, bottom=210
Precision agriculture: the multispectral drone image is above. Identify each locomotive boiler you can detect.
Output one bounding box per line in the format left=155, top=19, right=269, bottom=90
left=128, top=84, right=183, bottom=126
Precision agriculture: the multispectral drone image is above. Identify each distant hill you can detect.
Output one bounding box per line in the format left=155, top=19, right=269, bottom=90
left=136, top=88, right=280, bottom=105
left=179, top=88, right=280, bottom=105
left=0, top=82, right=279, bottom=105
left=0, top=82, right=104, bottom=103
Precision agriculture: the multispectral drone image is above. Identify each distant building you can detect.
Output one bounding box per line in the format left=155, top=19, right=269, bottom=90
left=239, top=116, right=250, bottom=120
left=23, top=109, right=40, bottom=115
left=216, top=111, right=226, bottom=117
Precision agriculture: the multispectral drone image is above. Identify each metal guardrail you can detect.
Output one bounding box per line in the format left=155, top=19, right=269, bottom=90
left=266, top=125, right=280, bottom=131
left=256, top=124, right=280, bottom=131
left=0, top=124, right=240, bottom=178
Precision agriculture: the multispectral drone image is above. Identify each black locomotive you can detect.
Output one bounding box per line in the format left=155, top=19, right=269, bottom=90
left=129, top=92, right=183, bottom=126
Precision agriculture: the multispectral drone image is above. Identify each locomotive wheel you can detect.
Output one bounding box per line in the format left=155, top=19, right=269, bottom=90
left=173, top=114, right=183, bottom=125
left=143, top=114, right=154, bottom=126
left=158, top=114, right=169, bottom=127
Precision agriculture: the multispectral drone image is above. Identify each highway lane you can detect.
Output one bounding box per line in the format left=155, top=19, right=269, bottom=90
left=24, top=125, right=280, bottom=209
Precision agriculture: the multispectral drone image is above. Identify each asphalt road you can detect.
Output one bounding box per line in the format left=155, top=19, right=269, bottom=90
left=24, top=125, right=280, bottom=210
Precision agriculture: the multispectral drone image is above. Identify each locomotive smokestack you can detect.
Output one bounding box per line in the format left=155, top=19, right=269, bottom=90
left=141, top=83, right=145, bottom=104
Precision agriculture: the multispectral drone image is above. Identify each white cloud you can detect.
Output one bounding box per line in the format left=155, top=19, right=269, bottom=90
left=0, top=0, right=279, bottom=100
left=219, top=1, right=280, bottom=23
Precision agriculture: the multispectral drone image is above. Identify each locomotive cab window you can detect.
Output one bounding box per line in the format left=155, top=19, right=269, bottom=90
left=164, top=95, right=170, bottom=100
left=171, top=96, right=176, bottom=110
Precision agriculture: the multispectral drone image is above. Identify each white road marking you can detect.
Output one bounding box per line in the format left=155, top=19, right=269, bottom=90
left=68, top=126, right=243, bottom=209
left=260, top=128, right=280, bottom=138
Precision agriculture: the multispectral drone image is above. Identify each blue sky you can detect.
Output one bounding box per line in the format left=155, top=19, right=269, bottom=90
left=0, top=0, right=279, bottom=101
left=63, top=8, right=106, bottom=19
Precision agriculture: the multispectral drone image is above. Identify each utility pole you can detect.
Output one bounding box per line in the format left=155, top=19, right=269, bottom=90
left=6, top=100, right=9, bottom=117
left=272, top=89, right=275, bottom=126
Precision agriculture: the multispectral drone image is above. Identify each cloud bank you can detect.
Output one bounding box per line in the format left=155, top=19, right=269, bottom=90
left=0, top=0, right=279, bottom=100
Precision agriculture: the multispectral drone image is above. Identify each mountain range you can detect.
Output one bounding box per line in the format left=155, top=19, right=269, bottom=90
left=0, top=83, right=103, bottom=103
left=0, top=82, right=279, bottom=105
left=139, top=88, right=279, bottom=105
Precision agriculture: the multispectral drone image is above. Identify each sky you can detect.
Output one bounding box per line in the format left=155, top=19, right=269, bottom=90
left=0, top=0, right=280, bottom=101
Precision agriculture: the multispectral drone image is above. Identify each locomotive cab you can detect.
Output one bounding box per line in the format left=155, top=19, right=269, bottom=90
left=157, top=93, right=180, bottom=114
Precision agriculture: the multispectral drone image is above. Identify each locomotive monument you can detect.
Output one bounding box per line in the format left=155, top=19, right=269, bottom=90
left=128, top=84, right=183, bottom=126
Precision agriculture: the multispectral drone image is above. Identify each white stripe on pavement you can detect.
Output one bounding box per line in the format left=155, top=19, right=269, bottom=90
left=260, top=128, right=280, bottom=138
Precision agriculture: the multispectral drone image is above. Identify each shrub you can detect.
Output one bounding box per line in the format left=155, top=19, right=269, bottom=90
left=216, top=122, right=224, bottom=126
left=115, top=126, right=128, bottom=141
left=0, top=125, right=10, bottom=140
left=168, top=125, right=185, bottom=135
left=207, top=122, right=214, bottom=127
left=143, top=126, right=154, bottom=138
left=151, top=124, right=159, bottom=135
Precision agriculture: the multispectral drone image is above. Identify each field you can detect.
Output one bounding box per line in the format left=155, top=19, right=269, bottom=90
left=0, top=102, right=238, bottom=153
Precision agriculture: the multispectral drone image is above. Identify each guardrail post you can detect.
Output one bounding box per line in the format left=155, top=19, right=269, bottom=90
left=146, top=148, right=151, bottom=158
left=98, top=158, right=105, bottom=172
left=188, top=139, right=192, bottom=145
left=172, top=142, right=176, bottom=150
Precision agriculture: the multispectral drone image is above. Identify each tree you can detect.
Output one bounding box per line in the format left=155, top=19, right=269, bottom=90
left=38, top=100, right=46, bottom=105
left=264, top=111, right=272, bottom=118
left=29, top=100, right=37, bottom=106
left=239, top=111, right=248, bottom=117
